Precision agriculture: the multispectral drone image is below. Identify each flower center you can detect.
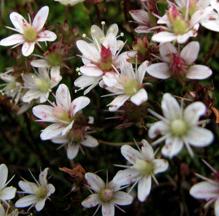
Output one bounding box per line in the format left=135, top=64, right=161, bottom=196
left=53, top=106, right=73, bottom=123
left=98, top=188, right=114, bottom=203
left=123, top=79, right=140, bottom=96
left=23, top=26, right=37, bottom=42
left=35, top=78, right=51, bottom=93
left=133, top=159, right=154, bottom=176
left=170, top=119, right=188, bottom=137
left=170, top=54, right=187, bottom=77
left=98, top=45, right=113, bottom=71
left=36, top=186, right=48, bottom=199
left=46, top=53, right=62, bottom=67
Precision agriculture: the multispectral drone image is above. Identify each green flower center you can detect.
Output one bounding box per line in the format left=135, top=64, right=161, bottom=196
left=123, top=79, right=140, bottom=96
left=172, top=19, right=189, bottom=35
left=23, top=26, right=37, bottom=42
left=98, top=188, right=114, bottom=203
left=170, top=119, right=188, bottom=137
left=36, top=186, right=48, bottom=199
left=133, top=159, right=154, bottom=176
left=46, top=53, right=62, bottom=67
left=35, top=78, right=51, bottom=93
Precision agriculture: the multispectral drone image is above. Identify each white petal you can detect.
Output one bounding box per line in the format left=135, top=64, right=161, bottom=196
left=22, top=90, right=42, bottom=103
left=162, top=93, right=181, bottom=120
left=81, top=194, right=99, bottom=208
left=186, top=65, right=212, bottom=80
left=22, top=42, right=35, bottom=56
left=152, top=32, right=177, bottom=43
left=153, top=159, right=169, bottom=174
left=85, top=173, right=105, bottom=192
left=108, top=95, right=129, bottom=112
left=159, top=43, right=177, bottom=62
left=37, top=30, right=57, bottom=42
left=190, top=181, right=219, bottom=200
left=137, top=177, right=151, bottom=202
left=215, top=199, right=219, bottom=216
left=148, top=121, right=168, bottom=139
left=129, top=10, right=149, bottom=24
left=146, top=63, right=170, bottom=79
left=9, top=12, right=28, bottom=33
left=130, top=89, right=148, bottom=106
left=0, top=164, right=8, bottom=189
left=15, top=195, right=37, bottom=208
left=74, top=75, right=100, bottom=92
left=18, top=181, right=38, bottom=194
left=0, top=187, right=16, bottom=201
left=90, top=25, right=104, bottom=42
left=31, top=59, right=49, bottom=68
left=67, top=144, right=80, bottom=160
left=186, top=127, right=214, bottom=147
left=51, top=67, right=62, bottom=86
left=107, top=24, right=119, bottom=37
left=32, top=105, right=55, bottom=122
left=40, top=123, right=65, bottom=140
left=35, top=199, right=46, bottom=212
left=0, top=34, right=24, bottom=46
left=184, top=102, right=206, bottom=125
left=39, top=168, right=49, bottom=186
left=121, top=145, right=143, bottom=164
left=180, top=41, right=199, bottom=65
left=80, top=65, right=103, bottom=77
left=81, top=135, right=98, bottom=147
left=141, top=140, right=154, bottom=161
left=102, top=203, right=115, bottom=216
left=201, top=20, right=219, bottom=32
left=70, top=96, right=90, bottom=115
left=162, top=137, right=183, bottom=158
left=32, top=6, right=49, bottom=31
left=114, top=191, right=133, bottom=206
left=137, top=60, right=149, bottom=83
left=56, top=84, right=71, bottom=110
left=102, top=72, right=118, bottom=87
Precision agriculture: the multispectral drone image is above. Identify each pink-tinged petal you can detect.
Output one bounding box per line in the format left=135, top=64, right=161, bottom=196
left=32, top=105, right=55, bottom=122
left=50, top=67, right=62, bottom=86
left=186, top=65, right=212, bottom=80
left=130, top=89, right=148, bottom=106
left=35, top=199, right=46, bottom=212
left=112, top=169, right=139, bottom=187
left=190, top=181, right=219, bottom=200
left=162, top=137, right=183, bottom=158
left=141, top=140, right=154, bottom=161
left=0, top=187, right=16, bottom=201
left=70, top=96, right=90, bottom=115
left=81, top=194, right=99, bottom=208
left=215, top=199, right=219, bottom=216
left=81, top=135, right=98, bottom=147
left=184, top=102, right=206, bottom=125
left=148, top=121, right=168, bottom=139
left=114, top=191, right=133, bottom=206
left=31, top=59, right=49, bottom=68
left=162, top=93, right=181, bottom=120
left=22, top=42, right=35, bottom=56
left=137, top=60, right=149, bottom=83
left=135, top=26, right=151, bottom=33
left=40, top=123, right=64, bottom=140
left=80, top=65, right=103, bottom=77
left=18, top=181, right=38, bottom=194
left=137, top=177, right=151, bottom=202
left=146, top=63, right=170, bottom=79
left=32, top=6, right=49, bottom=31
left=185, top=127, right=214, bottom=147
left=76, top=40, right=100, bottom=62
left=67, top=144, right=80, bottom=159
left=180, top=41, right=200, bottom=65
left=0, top=164, right=8, bottom=189
left=56, top=84, right=71, bottom=110
left=37, top=30, right=57, bottom=42
left=108, top=95, right=129, bottom=112
left=152, top=32, right=177, bottom=43
left=15, top=195, right=37, bottom=208
left=153, top=159, right=169, bottom=174
left=85, top=173, right=105, bottom=192
left=159, top=43, right=177, bottom=62
left=121, top=145, right=143, bottom=164
left=0, top=34, right=24, bottom=46
left=102, top=203, right=115, bottom=216
left=9, top=12, right=28, bottom=33
left=129, top=10, right=149, bottom=24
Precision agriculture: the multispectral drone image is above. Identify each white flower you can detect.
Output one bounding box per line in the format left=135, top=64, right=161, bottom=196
left=22, top=68, right=62, bottom=103
left=0, top=68, right=23, bottom=103
left=148, top=93, right=214, bottom=158
left=103, top=61, right=149, bottom=112
left=112, top=140, right=168, bottom=202
left=0, top=6, right=57, bottom=56
left=0, top=164, right=17, bottom=203
left=15, top=168, right=55, bottom=212
left=74, top=23, right=136, bottom=94
left=82, top=172, right=133, bottom=216
left=54, top=0, right=85, bottom=6
left=32, top=84, right=90, bottom=140
left=52, top=129, right=98, bottom=160
left=146, top=41, right=212, bottom=80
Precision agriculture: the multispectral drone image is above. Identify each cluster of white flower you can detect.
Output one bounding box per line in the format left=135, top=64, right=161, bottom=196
left=0, top=0, right=219, bottom=215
